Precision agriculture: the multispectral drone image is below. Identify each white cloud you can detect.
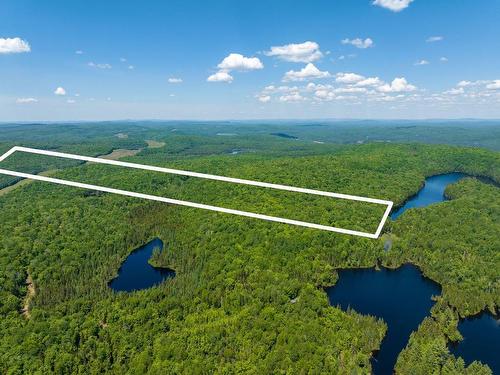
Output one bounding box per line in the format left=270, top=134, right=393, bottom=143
left=88, top=62, right=112, bottom=69
left=257, top=95, right=271, bottom=103
left=426, top=36, right=444, bottom=43
left=341, top=38, right=373, bottom=49
left=444, top=87, right=464, bottom=95
left=457, top=80, right=472, bottom=87
left=372, top=0, right=414, bottom=12
left=314, top=89, right=335, bottom=101
left=279, top=92, right=305, bottom=102
left=265, top=41, right=323, bottom=63
left=16, top=98, right=38, bottom=104
left=283, top=63, right=330, bottom=82
left=414, top=59, right=430, bottom=66
left=335, top=95, right=358, bottom=101
left=0, top=37, right=31, bottom=54
left=334, top=87, right=367, bottom=94
left=262, top=85, right=299, bottom=94
left=208, top=53, right=263, bottom=83
left=128, top=65, right=134, bottom=70
left=120, top=57, right=127, bottom=62
left=168, top=77, right=183, bottom=83
left=66, top=99, right=76, bottom=104
left=75, top=50, right=83, bottom=55
left=486, top=80, right=500, bottom=90
left=217, top=53, right=263, bottom=71
left=378, top=77, right=417, bottom=92
left=207, top=71, right=233, bottom=83
left=54, top=87, right=67, bottom=96
left=440, top=57, right=448, bottom=62
left=263, top=85, right=276, bottom=92
left=305, top=83, right=332, bottom=92
left=336, top=72, right=365, bottom=84
left=356, top=77, right=383, bottom=87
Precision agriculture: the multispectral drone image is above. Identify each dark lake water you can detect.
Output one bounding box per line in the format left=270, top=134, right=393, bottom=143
left=390, top=172, right=467, bottom=220
left=450, top=313, right=500, bottom=374
left=325, top=265, right=441, bottom=375
left=270, top=132, right=298, bottom=139
left=109, top=238, right=175, bottom=292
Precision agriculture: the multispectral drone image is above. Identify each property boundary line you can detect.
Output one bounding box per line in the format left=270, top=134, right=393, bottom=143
left=0, top=146, right=393, bottom=239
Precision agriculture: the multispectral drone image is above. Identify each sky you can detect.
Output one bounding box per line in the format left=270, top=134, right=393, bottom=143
left=1, top=0, right=499, bottom=121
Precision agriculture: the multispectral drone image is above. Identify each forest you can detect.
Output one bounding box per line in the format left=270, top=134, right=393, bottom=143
left=0, top=121, right=498, bottom=374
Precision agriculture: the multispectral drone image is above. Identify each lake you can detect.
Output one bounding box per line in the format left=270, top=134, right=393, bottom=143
left=109, top=238, right=175, bottom=292
left=390, top=172, right=467, bottom=220
left=325, top=265, right=441, bottom=374
left=450, top=313, right=500, bottom=374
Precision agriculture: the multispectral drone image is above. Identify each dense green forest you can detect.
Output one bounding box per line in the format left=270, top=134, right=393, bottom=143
left=0, top=122, right=498, bottom=374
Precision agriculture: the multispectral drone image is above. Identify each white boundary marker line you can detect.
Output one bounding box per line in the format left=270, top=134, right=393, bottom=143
left=0, top=146, right=393, bottom=239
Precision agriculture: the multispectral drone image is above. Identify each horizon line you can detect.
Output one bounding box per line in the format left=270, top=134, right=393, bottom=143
left=2, top=117, right=500, bottom=125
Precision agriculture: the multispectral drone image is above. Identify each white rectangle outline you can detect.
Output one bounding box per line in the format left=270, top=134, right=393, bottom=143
left=0, top=146, right=393, bottom=239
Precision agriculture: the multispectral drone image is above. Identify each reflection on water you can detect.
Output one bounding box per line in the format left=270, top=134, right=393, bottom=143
left=326, top=265, right=441, bottom=374
left=109, top=238, right=175, bottom=292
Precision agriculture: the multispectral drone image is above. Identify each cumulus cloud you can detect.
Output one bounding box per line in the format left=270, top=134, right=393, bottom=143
left=262, top=85, right=300, bottom=94
left=259, top=73, right=423, bottom=105
left=314, top=89, right=336, bottom=101
left=356, top=77, right=383, bottom=87
left=336, top=72, right=365, bottom=84
left=304, top=83, right=333, bottom=93
left=438, top=79, right=500, bottom=102
left=334, top=87, right=367, bottom=94
left=414, top=59, right=430, bottom=66
left=128, top=65, right=134, bottom=70
left=257, top=95, right=271, bottom=103
left=54, top=87, right=67, bottom=96
left=279, top=92, right=305, bottom=102
left=0, top=37, right=31, bottom=54
left=168, top=77, right=183, bottom=83
left=372, top=0, right=414, bottom=12
left=208, top=53, right=263, bottom=83
left=440, top=57, right=448, bottom=62
left=378, top=77, right=417, bottom=92
left=88, top=62, right=112, bottom=69
left=16, top=98, right=38, bottom=104
left=427, top=36, right=444, bottom=43
left=486, top=80, right=500, bottom=90
left=265, top=41, right=323, bottom=63
left=341, top=38, right=374, bottom=49
left=207, top=71, right=233, bottom=83
left=217, top=53, right=263, bottom=71
left=444, top=87, right=464, bottom=95
left=283, top=63, right=330, bottom=82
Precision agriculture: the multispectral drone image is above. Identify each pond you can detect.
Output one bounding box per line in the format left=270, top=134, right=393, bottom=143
left=390, top=172, right=467, bottom=220
left=109, top=238, right=175, bottom=292
left=449, top=313, right=500, bottom=374
left=270, top=132, right=298, bottom=139
left=325, top=265, right=441, bottom=375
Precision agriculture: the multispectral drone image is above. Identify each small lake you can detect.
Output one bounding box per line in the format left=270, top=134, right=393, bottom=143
left=270, top=132, right=298, bottom=139
left=325, top=265, right=441, bottom=375
left=391, top=173, right=467, bottom=220
left=109, top=238, right=175, bottom=292
left=450, top=313, right=500, bottom=374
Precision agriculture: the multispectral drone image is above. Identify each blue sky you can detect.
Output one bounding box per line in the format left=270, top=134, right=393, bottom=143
left=1, top=0, right=499, bottom=121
